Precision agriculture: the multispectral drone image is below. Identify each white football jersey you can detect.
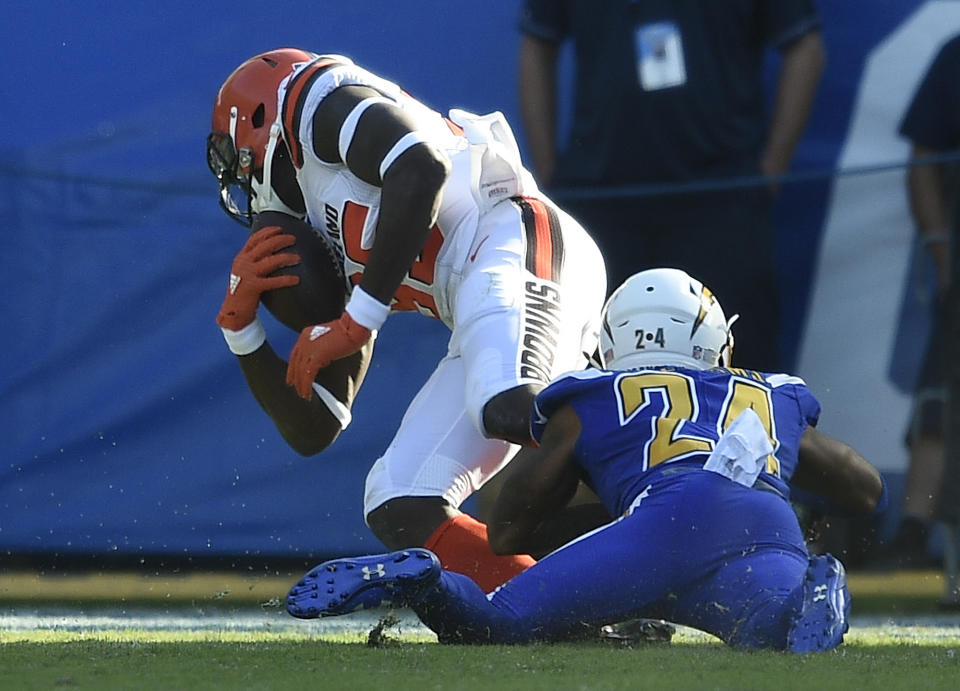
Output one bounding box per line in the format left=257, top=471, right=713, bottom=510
left=279, top=56, right=539, bottom=328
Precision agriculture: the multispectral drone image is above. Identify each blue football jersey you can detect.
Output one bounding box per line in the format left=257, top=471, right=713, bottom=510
left=532, top=366, right=821, bottom=516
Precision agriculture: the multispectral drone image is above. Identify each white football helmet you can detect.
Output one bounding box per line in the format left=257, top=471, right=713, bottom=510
left=599, top=268, right=736, bottom=370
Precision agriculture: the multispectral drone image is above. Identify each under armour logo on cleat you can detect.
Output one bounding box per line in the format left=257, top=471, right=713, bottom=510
left=309, top=325, right=331, bottom=341
left=228, top=273, right=241, bottom=295
left=813, top=584, right=828, bottom=602
left=362, top=564, right=386, bottom=580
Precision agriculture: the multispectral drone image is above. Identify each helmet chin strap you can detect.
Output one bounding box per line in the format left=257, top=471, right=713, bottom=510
left=249, top=118, right=304, bottom=219
left=259, top=122, right=282, bottom=207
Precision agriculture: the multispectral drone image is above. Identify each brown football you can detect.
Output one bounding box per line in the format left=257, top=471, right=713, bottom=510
left=252, top=211, right=348, bottom=332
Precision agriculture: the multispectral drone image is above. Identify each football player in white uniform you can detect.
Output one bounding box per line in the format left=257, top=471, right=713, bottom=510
left=207, top=49, right=607, bottom=591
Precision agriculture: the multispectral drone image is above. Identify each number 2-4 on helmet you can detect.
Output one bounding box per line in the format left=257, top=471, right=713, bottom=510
left=599, top=268, right=737, bottom=371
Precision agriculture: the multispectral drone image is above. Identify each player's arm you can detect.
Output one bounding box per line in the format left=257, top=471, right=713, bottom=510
left=488, top=404, right=611, bottom=556
left=216, top=225, right=371, bottom=454
left=518, top=34, right=560, bottom=185
left=312, top=84, right=451, bottom=308
left=284, top=85, right=452, bottom=399
left=790, top=426, right=886, bottom=516
left=761, top=30, right=825, bottom=182
left=908, top=142, right=951, bottom=293
left=236, top=340, right=373, bottom=455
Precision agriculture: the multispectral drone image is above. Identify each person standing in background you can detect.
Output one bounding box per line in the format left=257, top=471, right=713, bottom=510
left=886, top=34, right=960, bottom=602
left=517, top=0, right=824, bottom=372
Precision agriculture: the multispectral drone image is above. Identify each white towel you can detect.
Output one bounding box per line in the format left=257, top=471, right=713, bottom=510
left=703, top=407, right=774, bottom=487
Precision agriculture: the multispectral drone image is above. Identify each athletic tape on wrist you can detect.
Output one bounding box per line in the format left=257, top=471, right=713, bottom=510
left=311, top=382, right=352, bottom=429
left=220, top=318, right=266, bottom=355
left=345, top=285, right=390, bottom=331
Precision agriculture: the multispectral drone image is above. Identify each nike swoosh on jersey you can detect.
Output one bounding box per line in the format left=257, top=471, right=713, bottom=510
left=470, top=235, right=490, bottom=262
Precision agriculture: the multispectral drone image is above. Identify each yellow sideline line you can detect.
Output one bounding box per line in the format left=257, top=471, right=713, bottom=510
left=0, top=571, right=293, bottom=603
left=0, top=569, right=947, bottom=602
left=845, top=569, right=945, bottom=596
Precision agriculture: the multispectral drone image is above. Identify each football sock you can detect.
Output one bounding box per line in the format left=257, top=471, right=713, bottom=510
left=424, top=513, right=535, bottom=593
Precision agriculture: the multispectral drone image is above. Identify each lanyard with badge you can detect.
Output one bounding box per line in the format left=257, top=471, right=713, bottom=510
left=635, top=21, right=687, bottom=91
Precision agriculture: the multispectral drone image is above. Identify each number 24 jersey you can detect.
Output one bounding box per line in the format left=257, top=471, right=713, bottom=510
left=531, top=366, right=821, bottom=516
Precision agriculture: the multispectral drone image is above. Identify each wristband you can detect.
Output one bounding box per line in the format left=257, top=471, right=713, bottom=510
left=311, top=382, right=352, bottom=429
left=220, top=317, right=267, bottom=356
left=345, top=285, right=391, bottom=331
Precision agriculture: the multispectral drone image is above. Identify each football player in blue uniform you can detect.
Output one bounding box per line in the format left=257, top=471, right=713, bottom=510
left=286, top=268, right=886, bottom=652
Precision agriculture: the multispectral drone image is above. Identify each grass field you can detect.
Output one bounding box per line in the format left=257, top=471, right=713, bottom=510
left=1, top=568, right=959, bottom=689
left=0, top=639, right=958, bottom=690
left=2, top=628, right=960, bottom=690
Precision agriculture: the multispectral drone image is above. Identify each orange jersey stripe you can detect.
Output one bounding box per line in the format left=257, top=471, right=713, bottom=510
left=515, top=197, right=563, bottom=282
left=531, top=199, right=552, bottom=279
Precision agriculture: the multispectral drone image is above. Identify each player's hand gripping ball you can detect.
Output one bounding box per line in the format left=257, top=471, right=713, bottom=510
left=286, top=312, right=373, bottom=399
left=252, top=211, right=348, bottom=332
left=216, top=224, right=301, bottom=331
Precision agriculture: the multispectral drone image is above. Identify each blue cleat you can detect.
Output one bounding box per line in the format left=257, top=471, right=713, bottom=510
left=787, top=553, right=851, bottom=653
left=286, top=548, right=441, bottom=619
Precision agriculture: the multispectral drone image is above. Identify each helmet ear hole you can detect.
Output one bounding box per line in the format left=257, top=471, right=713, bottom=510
left=252, top=103, right=266, bottom=128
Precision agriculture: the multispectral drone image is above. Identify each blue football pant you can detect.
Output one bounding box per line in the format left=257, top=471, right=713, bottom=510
left=411, top=471, right=809, bottom=648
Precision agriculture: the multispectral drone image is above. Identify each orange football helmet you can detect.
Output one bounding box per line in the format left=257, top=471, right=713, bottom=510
left=206, top=48, right=318, bottom=225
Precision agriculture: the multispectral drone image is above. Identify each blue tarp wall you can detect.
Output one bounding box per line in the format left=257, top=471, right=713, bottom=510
left=0, top=1, right=950, bottom=561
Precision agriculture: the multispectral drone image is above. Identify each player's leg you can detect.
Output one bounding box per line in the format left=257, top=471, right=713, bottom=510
left=662, top=479, right=843, bottom=651
left=442, top=519, right=680, bottom=642
left=292, top=502, right=667, bottom=637
left=364, top=496, right=456, bottom=549
left=670, top=545, right=808, bottom=650
left=285, top=545, right=524, bottom=638
left=418, top=472, right=732, bottom=643
left=416, top=473, right=758, bottom=644
left=363, top=354, right=534, bottom=592
left=302, top=472, right=811, bottom=644
left=439, top=475, right=835, bottom=649
left=455, top=197, right=606, bottom=446
left=361, top=197, right=603, bottom=587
